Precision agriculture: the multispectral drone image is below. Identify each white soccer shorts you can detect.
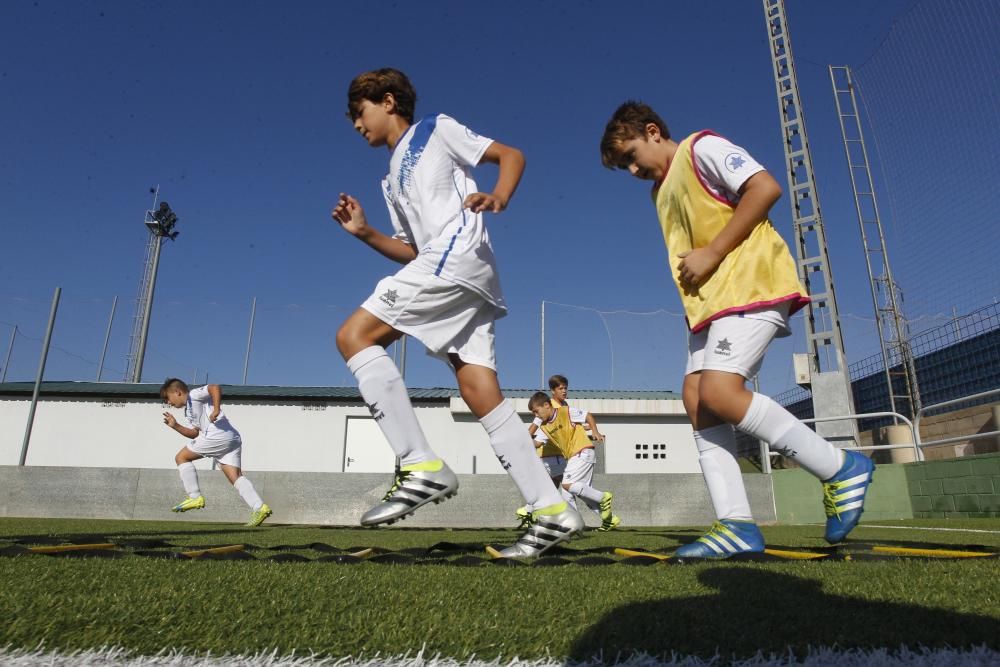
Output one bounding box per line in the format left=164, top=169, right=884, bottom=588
left=562, top=447, right=597, bottom=486
left=685, top=314, right=783, bottom=380
left=361, top=263, right=498, bottom=370
left=187, top=437, right=242, bottom=468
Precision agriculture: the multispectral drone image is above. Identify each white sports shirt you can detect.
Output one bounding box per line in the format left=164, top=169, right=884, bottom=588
left=381, top=114, right=506, bottom=314
left=185, top=386, right=241, bottom=443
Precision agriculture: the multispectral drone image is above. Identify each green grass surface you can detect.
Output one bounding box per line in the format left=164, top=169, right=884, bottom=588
left=1, top=518, right=998, bottom=661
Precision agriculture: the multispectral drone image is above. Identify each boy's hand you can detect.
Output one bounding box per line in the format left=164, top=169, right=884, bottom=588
left=464, top=192, right=507, bottom=213
left=331, top=193, right=369, bottom=236
left=162, top=412, right=177, bottom=428
left=677, top=247, right=722, bottom=287
left=209, top=409, right=219, bottom=423
left=593, top=431, right=606, bottom=443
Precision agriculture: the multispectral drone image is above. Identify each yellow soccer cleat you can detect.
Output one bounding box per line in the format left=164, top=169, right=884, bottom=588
left=171, top=496, right=205, bottom=513
left=598, top=491, right=615, bottom=522
left=598, top=514, right=621, bottom=532
left=246, top=503, right=272, bottom=527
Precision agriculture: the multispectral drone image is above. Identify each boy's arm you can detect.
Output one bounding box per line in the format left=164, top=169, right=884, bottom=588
left=207, top=384, right=222, bottom=422
left=331, top=193, right=418, bottom=264
left=676, top=170, right=782, bottom=287
left=585, top=413, right=605, bottom=443
left=463, top=141, right=525, bottom=214
left=162, top=412, right=199, bottom=439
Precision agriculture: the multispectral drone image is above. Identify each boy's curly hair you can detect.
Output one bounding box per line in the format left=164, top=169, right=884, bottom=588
left=347, top=68, right=417, bottom=123
left=600, top=100, right=670, bottom=168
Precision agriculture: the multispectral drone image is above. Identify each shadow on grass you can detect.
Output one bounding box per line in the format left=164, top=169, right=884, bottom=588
left=568, top=566, right=999, bottom=661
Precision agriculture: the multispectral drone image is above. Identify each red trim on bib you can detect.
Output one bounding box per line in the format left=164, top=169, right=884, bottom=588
left=689, top=292, right=811, bottom=333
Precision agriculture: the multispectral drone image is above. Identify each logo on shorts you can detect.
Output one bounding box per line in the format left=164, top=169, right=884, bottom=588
left=379, top=289, right=398, bottom=307
left=366, top=401, right=384, bottom=422
left=715, top=338, right=733, bottom=357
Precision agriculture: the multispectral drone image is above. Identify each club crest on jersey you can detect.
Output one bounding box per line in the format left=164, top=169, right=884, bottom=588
left=379, top=289, right=398, bottom=307
left=725, top=153, right=747, bottom=172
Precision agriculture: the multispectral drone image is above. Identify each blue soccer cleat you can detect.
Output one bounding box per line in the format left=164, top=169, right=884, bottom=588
left=673, top=519, right=765, bottom=559
left=822, top=450, right=875, bottom=543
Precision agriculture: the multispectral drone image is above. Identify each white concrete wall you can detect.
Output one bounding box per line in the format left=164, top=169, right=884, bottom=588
left=1, top=394, right=698, bottom=474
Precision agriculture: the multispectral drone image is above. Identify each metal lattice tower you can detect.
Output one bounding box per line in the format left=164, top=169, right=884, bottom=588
left=763, top=0, right=857, bottom=444
left=123, top=188, right=178, bottom=383
left=830, top=65, right=921, bottom=419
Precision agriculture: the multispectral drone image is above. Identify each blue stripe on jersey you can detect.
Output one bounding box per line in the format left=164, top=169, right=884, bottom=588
left=435, top=174, right=470, bottom=276
left=397, top=114, right=438, bottom=194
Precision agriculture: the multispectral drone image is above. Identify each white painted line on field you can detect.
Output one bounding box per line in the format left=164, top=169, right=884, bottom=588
left=2, top=645, right=999, bottom=667
left=795, top=523, right=1000, bottom=535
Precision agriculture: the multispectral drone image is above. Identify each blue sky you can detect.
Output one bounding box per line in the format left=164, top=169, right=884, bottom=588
left=1, top=0, right=924, bottom=393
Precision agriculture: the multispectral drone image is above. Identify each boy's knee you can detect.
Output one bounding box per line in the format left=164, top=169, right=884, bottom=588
left=335, top=324, right=357, bottom=358
left=698, top=373, right=749, bottom=420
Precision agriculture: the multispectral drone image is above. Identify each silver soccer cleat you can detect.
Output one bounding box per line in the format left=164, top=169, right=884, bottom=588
left=497, top=503, right=584, bottom=558
left=360, top=461, right=459, bottom=526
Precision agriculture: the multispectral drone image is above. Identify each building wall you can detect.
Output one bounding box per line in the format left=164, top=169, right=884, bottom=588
left=0, top=395, right=699, bottom=474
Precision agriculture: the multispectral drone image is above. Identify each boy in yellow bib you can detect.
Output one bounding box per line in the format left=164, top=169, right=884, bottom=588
left=599, top=101, right=874, bottom=557
left=529, top=392, right=620, bottom=531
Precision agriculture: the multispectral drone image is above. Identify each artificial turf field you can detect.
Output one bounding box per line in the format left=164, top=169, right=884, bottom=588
left=1, top=517, right=998, bottom=665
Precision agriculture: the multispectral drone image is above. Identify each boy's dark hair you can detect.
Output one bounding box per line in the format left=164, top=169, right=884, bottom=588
left=528, top=391, right=553, bottom=411
left=159, top=378, right=188, bottom=400
left=600, top=100, right=670, bottom=169
left=548, top=374, right=568, bottom=390
left=347, top=68, right=417, bottom=124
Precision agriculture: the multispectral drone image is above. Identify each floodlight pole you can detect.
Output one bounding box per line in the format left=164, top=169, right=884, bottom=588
left=132, top=236, right=164, bottom=384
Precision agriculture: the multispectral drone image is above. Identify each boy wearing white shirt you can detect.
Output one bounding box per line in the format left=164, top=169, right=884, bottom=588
left=331, top=68, right=582, bottom=558
left=160, top=379, right=271, bottom=527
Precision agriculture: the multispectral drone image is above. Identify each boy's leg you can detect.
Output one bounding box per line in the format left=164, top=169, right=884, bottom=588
left=561, top=449, right=604, bottom=513
left=673, top=330, right=762, bottom=558
left=339, top=308, right=437, bottom=466
left=172, top=447, right=205, bottom=512
left=454, top=358, right=583, bottom=557
left=696, top=316, right=872, bottom=544
left=685, top=373, right=754, bottom=522
left=455, top=359, right=563, bottom=511
left=218, top=455, right=273, bottom=527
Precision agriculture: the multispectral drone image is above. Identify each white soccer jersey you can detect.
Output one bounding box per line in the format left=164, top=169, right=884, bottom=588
left=185, top=386, right=240, bottom=443
left=380, top=113, right=506, bottom=314
left=692, top=134, right=765, bottom=205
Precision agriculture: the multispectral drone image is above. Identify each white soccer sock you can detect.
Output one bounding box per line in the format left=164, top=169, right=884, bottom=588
left=233, top=476, right=264, bottom=511
left=347, top=346, right=436, bottom=467
left=177, top=462, right=201, bottom=498
left=694, top=424, right=753, bottom=521
left=737, top=392, right=844, bottom=480
left=568, top=481, right=604, bottom=504
left=481, top=399, right=563, bottom=509
left=568, top=483, right=602, bottom=514
left=559, top=486, right=578, bottom=509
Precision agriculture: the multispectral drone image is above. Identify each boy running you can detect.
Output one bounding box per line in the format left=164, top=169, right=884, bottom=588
left=160, top=379, right=272, bottom=527
left=599, top=101, right=874, bottom=557
left=331, top=68, right=582, bottom=557
left=529, top=392, right=620, bottom=531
